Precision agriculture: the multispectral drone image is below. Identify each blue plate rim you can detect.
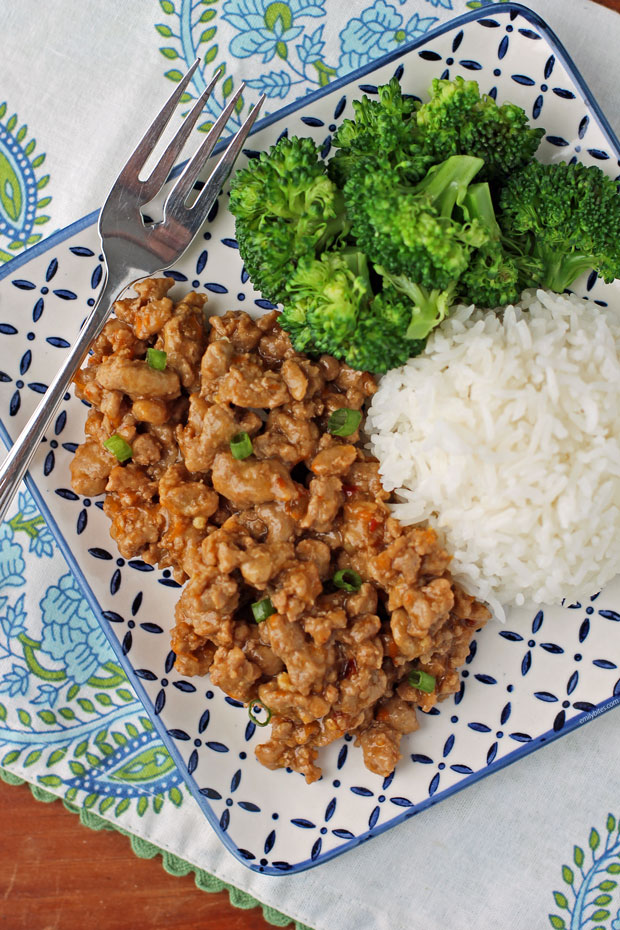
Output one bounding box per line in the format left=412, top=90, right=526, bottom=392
left=1, top=1, right=619, bottom=875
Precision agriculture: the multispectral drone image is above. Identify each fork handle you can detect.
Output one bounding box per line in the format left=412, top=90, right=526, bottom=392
left=0, top=269, right=124, bottom=524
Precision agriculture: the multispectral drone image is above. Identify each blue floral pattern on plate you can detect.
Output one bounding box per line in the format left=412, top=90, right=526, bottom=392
left=1, top=4, right=620, bottom=874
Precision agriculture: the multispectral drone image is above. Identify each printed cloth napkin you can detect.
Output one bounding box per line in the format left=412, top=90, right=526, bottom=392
left=1, top=1, right=620, bottom=929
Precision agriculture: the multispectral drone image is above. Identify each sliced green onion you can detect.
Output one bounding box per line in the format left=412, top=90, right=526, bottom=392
left=328, top=407, right=362, bottom=437
left=103, top=434, right=133, bottom=463
left=146, top=348, right=167, bottom=370
left=408, top=669, right=436, bottom=693
left=251, top=597, right=276, bottom=623
left=333, top=568, right=362, bottom=592
left=248, top=700, right=272, bottom=727
left=230, top=431, right=253, bottom=460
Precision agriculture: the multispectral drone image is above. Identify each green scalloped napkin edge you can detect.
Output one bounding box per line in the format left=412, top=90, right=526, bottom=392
left=0, top=766, right=312, bottom=930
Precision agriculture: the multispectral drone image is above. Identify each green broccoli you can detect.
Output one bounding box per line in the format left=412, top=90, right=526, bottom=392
left=499, top=160, right=620, bottom=292
left=458, top=182, right=524, bottom=307
left=280, top=249, right=370, bottom=355
left=229, top=135, right=347, bottom=304
left=279, top=251, right=444, bottom=373
left=341, top=285, right=428, bottom=373
left=375, top=267, right=456, bottom=340
left=329, top=77, right=430, bottom=188
left=344, top=153, right=488, bottom=288
left=416, top=76, right=545, bottom=182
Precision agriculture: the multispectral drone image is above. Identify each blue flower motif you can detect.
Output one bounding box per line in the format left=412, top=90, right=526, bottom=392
left=0, top=663, right=29, bottom=697
left=0, top=524, right=25, bottom=589
left=31, top=683, right=61, bottom=707
left=18, top=489, right=38, bottom=519
left=29, top=523, right=54, bottom=559
left=222, top=0, right=325, bottom=64
left=0, top=593, right=27, bottom=639
left=337, top=1, right=437, bottom=76
left=296, top=25, right=325, bottom=64
left=39, top=572, right=110, bottom=684
left=612, top=911, right=620, bottom=930
left=403, top=13, right=439, bottom=42
left=425, top=0, right=452, bottom=8
left=339, top=1, right=401, bottom=57
left=246, top=69, right=292, bottom=98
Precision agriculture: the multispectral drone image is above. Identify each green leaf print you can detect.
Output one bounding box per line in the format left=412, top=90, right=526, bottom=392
left=99, top=797, right=115, bottom=814
left=169, top=786, right=183, bottom=807
left=38, top=775, right=62, bottom=788
left=0, top=153, right=23, bottom=221
left=550, top=815, right=620, bottom=929
left=109, top=745, right=175, bottom=784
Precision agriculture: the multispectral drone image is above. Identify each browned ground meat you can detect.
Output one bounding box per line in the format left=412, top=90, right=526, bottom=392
left=71, top=278, right=490, bottom=783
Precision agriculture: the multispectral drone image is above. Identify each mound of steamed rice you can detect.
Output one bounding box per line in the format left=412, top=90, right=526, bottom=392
left=367, top=289, right=620, bottom=619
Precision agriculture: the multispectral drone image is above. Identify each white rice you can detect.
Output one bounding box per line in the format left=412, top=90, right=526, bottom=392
left=366, top=289, right=620, bottom=619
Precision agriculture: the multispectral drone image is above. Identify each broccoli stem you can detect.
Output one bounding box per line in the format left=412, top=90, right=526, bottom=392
left=315, top=190, right=350, bottom=252
left=534, top=242, right=597, bottom=292
left=461, top=182, right=502, bottom=239
left=404, top=284, right=452, bottom=340
left=338, top=247, right=370, bottom=279
left=413, top=154, right=485, bottom=216
left=376, top=266, right=455, bottom=340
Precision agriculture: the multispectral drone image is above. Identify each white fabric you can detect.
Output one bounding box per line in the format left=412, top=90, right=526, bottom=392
left=3, top=1, right=620, bottom=928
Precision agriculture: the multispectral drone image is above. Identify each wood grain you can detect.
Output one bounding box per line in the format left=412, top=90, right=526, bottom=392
left=0, top=777, right=284, bottom=930
left=2, top=3, right=619, bottom=926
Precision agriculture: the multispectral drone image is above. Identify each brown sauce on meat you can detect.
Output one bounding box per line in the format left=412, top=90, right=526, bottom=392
left=71, top=278, right=490, bottom=783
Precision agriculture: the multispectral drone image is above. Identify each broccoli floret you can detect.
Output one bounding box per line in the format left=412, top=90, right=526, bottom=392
left=229, top=136, right=347, bottom=304
left=344, top=154, right=487, bottom=288
left=376, top=267, right=456, bottom=340
left=279, top=250, right=428, bottom=373
left=280, top=249, right=370, bottom=355
left=329, top=78, right=431, bottom=187
left=499, top=160, right=620, bottom=292
left=416, top=77, right=544, bottom=182
left=342, top=286, right=428, bottom=373
left=458, top=182, right=524, bottom=307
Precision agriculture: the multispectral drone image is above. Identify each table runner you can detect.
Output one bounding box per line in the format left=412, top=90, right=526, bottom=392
left=2, top=1, right=620, bottom=928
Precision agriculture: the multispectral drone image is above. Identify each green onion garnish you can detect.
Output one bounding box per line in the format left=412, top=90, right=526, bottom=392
left=251, top=597, right=276, bottom=623
left=333, top=568, right=362, bottom=592
left=230, top=431, right=253, bottom=460
left=408, top=670, right=436, bottom=693
left=328, top=407, right=362, bottom=437
left=248, top=700, right=272, bottom=727
left=146, top=348, right=167, bottom=370
left=103, top=434, right=133, bottom=463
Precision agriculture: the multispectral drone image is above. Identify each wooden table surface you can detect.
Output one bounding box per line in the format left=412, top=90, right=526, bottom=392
left=2, top=2, right=620, bottom=927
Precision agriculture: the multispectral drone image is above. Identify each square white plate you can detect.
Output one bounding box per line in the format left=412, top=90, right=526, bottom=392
left=1, top=2, right=619, bottom=874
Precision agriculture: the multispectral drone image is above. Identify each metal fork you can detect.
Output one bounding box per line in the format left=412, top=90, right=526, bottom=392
left=0, top=61, right=265, bottom=523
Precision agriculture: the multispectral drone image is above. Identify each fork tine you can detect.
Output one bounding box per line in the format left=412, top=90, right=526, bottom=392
left=136, top=71, right=222, bottom=200
left=163, top=82, right=248, bottom=211
left=164, top=95, right=266, bottom=238
left=117, top=58, right=205, bottom=195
